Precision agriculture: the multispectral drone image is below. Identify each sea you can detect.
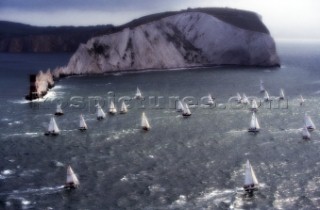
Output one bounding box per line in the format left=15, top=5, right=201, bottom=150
left=1, top=41, right=320, bottom=210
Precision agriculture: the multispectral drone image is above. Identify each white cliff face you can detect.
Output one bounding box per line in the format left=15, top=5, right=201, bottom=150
left=53, top=12, right=279, bottom=77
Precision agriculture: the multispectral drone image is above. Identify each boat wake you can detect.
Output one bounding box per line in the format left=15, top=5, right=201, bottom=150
left=0, top=185, right=64, bottom=196
left=226, top=129, right=247, bottom=134
left=8, top=98, right=30, bottom=104
left=106, top=128, right=138, bottom=141
left=1, top=132, right=41, bottom=139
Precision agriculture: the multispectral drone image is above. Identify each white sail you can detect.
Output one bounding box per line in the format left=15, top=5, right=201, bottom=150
left=264, top=91, right=270, bottom=101
left=55, top=104, right=63, bottom=115
left=305, top=114, right=316, bottom=130
left=79, top=115, right=87, bottom=130
left=279, top=89, right=285, bottom=99
left=120, top=101, right=128, bottom=113
left=302, top=126, right=311, bottom=139
left=255, top=116, right=260, bottom=130
left=48, top=117, right=60, bottom=134
left=65, top=165, right=80, bottom=188
left=109, top=101, right=117, bottom=114
left=208, top=94, right=214, bottom=105
left=242, top=94, right=249, bottom=104
left=249, top=113, right=260, bottom=132
left=96, top=104, right=106, bottom=119
left=260, top=80, right=265, bottom=92
left=182, top=103, right=191, bottom=116
left=141, top=112, right=151, bottom=130
left=135, top=87, right=142, bottom=99
left=251, top=99, right=258, bottom=111
left=300, top=95, right=305, bottom=105
left=236, top=93, right=242, bottom=103
left=244, top=160, right=259, bottom=189
left=177, top=100, right=184, bottom=112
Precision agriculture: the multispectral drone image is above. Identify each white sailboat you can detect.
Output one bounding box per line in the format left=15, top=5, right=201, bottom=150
left=279, top=89, right=285, bottom=100
left=176, top=100, right=184, bottom=112
left=79, top=114, right=88, bottom=131
left=135, top=87, right=143, bottom=99
left=264, top=90, right=270, bottom=101
left=236, top=93, right=242, bottom=103
left=243, top=160, right=259, bottom=193
left=96, top=103, right=106, bottom=120
left=109, top=100, right=117, bottom=114
left=305, top=114, right=316, bottom=130
left=248, top=113, right=260, bottom=133
left=141, top=112, right=151, bottom=131
left=208, top=94, right=214, bottom=105
left=182, top=103, right=192, bottom=117
left=302, top=125, right=311, bottom=140
left=242, top=94, right=249, bottom=104
left=45, top=117, right=60, bottom=136
left=251, top=99, right=258, bottom=112
left=64, top=165, right=80, bottom=189
left=55, top=104, right=64, bottom=116
left=299, top=95, right=305, bottom=106
left=260, top=80, right=265, bottom=92
left=120, top=101, right=128, bottom=114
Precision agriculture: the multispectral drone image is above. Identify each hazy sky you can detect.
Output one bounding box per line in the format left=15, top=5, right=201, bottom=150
left=0, top=0, right=319, bottom=39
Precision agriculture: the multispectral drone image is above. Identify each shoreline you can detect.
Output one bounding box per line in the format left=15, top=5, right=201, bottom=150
left=25, top=63, right=281, bottom=101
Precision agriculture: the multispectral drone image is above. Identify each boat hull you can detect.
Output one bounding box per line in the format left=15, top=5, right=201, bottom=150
left=307, top=126, right=315, bottom=131
left=64, top=183, right=78, bottom=190
left=54, top=112, right=64, bottom=116
left=248, top=128, right=259, bottom=133
left=79, top=127, right=87, bottom=131
left=142, top=126, right=150, bottom=131
left=44, top=132, right=59, bottom=136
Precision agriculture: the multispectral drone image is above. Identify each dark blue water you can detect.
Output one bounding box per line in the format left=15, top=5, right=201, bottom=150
left=1, top=41, right=320, bottom=209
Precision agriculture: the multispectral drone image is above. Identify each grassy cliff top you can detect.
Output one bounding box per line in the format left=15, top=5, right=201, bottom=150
left=116, top=7, right=269, bottom=34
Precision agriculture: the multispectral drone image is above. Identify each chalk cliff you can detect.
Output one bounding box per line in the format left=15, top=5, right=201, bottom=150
left=26, top=8, right=280, bottom=100
left=53, top=9, right=279, bottom=78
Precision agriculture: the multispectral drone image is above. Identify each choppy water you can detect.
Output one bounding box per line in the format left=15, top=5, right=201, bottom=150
left=1, top=41, right=320, bottom=209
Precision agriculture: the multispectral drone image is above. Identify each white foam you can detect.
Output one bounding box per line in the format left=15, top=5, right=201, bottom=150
left=0, top=186, right=64, bottom=196
left=8, top=99, right=30, bottom=104
left=1, top=169, right=15, bottom=175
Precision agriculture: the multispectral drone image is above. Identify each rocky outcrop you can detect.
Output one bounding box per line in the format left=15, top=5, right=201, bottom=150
left=53, top=10, right=279, bottom=77
left=25, top=70, right=54, bottom=100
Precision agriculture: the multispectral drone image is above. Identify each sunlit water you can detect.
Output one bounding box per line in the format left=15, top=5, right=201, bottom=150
left=1, top=41, right=320, bottom=209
